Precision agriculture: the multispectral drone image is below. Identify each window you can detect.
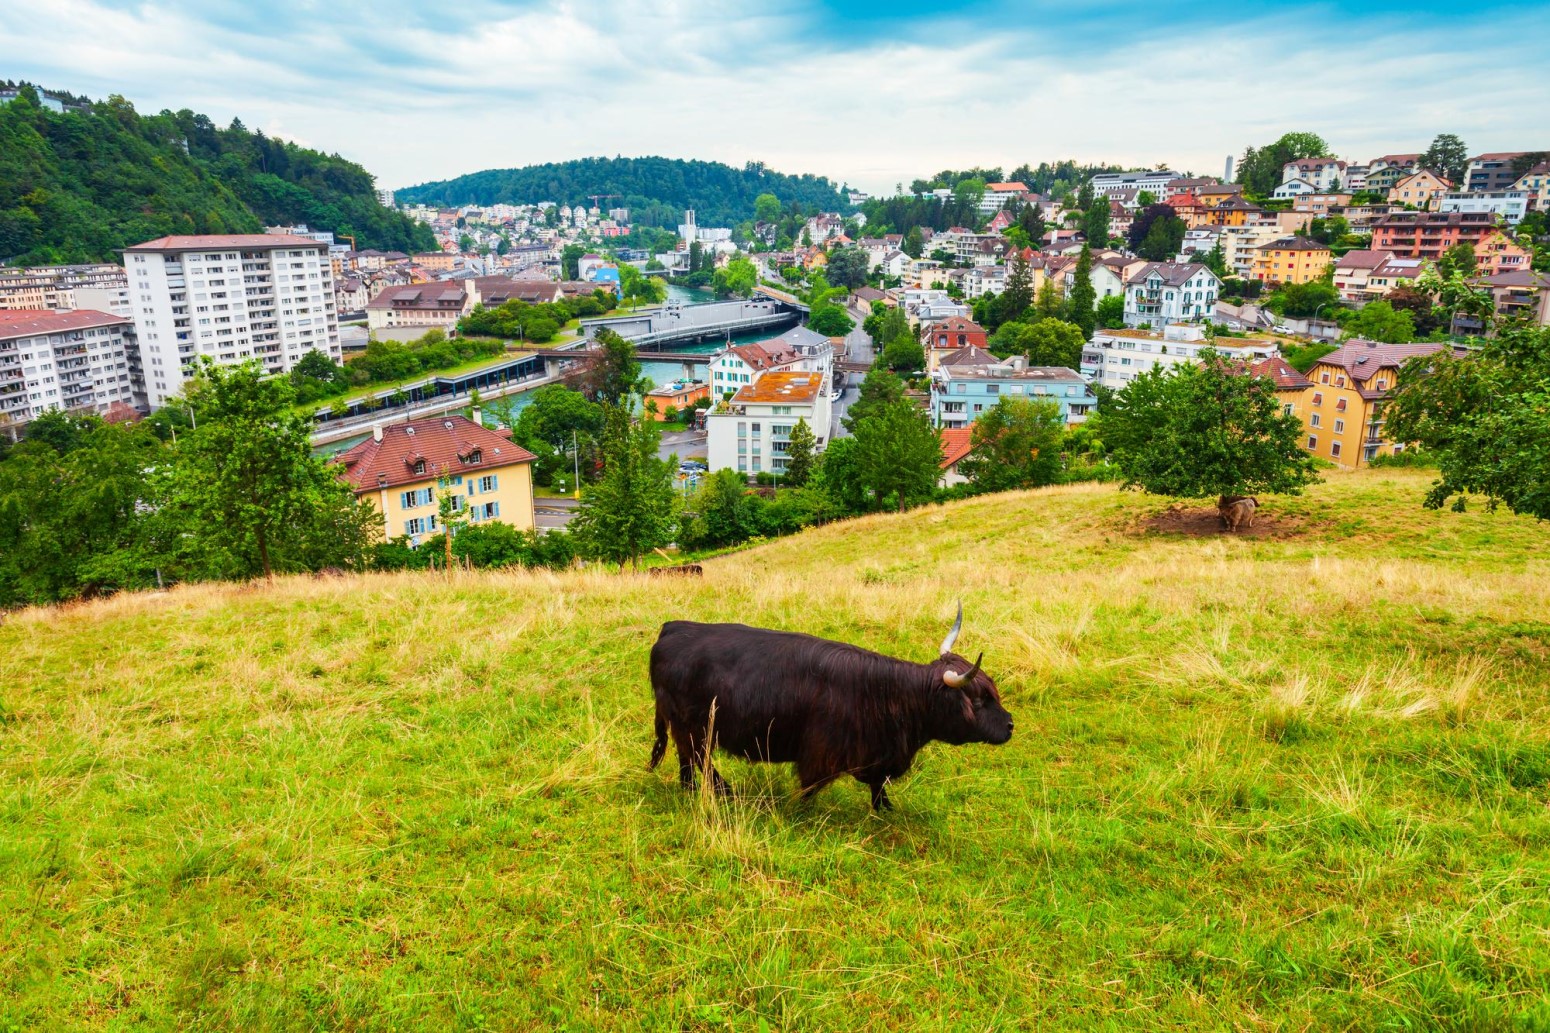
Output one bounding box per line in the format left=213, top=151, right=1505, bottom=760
left=476, top=475, right=497, bottom=493
left=399, top=487, right=434, bottom=508
left=1334, top=419, right=1345, bottom=434
left=1283, top=403, right=1294, bottom=415
left=413, top=459, right=426, bottom=475
left=1331, top=442, right=1342, bottom=458
left=1310, top=413, right=1321, bottom=427
left=1321, top=372, right=1330, bottom=384
left=1312, top=392, right=1323, bottom=406
left=1306, top=435, right=1317, bottom=450
left=1335, top=397, right=1347, bottom=412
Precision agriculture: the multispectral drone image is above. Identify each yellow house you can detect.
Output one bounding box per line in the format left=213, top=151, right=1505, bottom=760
left=1473, top=229, right=1533, bottom=276
left=1248, top=356, right=1313, bottom=426
left=1387, top=170, right=1451, bottom=210
left=1299, top=341, right=1463, bottom=468
left=337, top=414, right=537, bottom=544
left=1251, top=236, right=1333, bottom=285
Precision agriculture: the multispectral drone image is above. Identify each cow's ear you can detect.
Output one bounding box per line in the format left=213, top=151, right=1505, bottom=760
left=957, top=692, right=974, bottom=723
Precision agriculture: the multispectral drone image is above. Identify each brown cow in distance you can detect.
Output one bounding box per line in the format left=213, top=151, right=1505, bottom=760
left=1218, top=494, right=1259, bottom=532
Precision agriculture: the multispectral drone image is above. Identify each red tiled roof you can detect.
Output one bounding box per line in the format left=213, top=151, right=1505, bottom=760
left=728, top=342, right=800, bottom=371
left=336, top=415, right=534, bottom=493
left=932, top=316, right=985, bottom=335
left=940, top=427, right=974, bottom=469
left=125, top=234, right=326, bottom=251
left=0, top=308, right=128, bottom=338
left=1249, top=356, right=1313, bottom=390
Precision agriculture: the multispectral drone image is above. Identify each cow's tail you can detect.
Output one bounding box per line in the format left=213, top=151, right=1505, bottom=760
left=648, top=701, right=668, bottom=770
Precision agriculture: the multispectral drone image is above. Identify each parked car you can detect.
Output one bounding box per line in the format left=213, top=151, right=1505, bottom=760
left=1273, top=324, right=1293, bottom=335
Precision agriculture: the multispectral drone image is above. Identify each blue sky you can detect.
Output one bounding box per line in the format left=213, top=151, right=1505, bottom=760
left=4, top=1, right=1548, bottom=195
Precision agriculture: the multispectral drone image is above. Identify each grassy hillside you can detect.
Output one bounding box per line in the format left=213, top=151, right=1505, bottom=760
left=0, top=84, right=434, bottom=264
left=4, top=470, right=1550, bottom=1030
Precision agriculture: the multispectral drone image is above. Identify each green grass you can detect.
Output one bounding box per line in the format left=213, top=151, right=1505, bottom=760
left=5, top=470, right=1550, bottom=1029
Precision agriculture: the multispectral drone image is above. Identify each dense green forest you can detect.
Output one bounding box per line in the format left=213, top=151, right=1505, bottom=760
left=396, top=156, right=852, bottom=228
left=0, top=83, right=434, bottom=264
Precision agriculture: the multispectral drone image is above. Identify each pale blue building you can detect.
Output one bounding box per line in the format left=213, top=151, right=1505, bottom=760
left=930, top=359, right=1097, bottom=430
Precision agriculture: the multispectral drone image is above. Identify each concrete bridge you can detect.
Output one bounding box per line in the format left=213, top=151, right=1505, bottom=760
left=578, top=296, right=799, bottom=349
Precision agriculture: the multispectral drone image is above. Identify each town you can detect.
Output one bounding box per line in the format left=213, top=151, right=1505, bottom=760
left=4, top=31, right=1550, bottom=1025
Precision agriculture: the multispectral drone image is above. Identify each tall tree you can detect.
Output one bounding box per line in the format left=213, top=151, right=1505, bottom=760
left=996, top=251, right=1034, bottom=325
left=754, top=192, right=782, bottom=224
left=826, top=246, right=870, bottom=289
left=958, top=397, right=1065, bottom=493
left=784, top=417, right=816, bottom=487
left=1034, top=277, right=1066, bottom=321
left=582, top=329, right=643, bottom=406
left=851, top=397, right=942, bottom=512
left=1102, top=351, right=1319, bottom=502
left=843, top=368, right=907, bottom=432
left=1068, top=245, right=1097, bottom=340
left=903, top=226, right=924, bottom=258
left=1420, top=133, right=1469, bottom=185
left=166, top=360, right=373, bottom=579
left=1083, top=201, right=1111, bottom=248
left=1385, top=325, right=1550, bottom=518
left=570, top=403, right=678, bottom=568
left=712, top=255, right=757, bottom=298
left=1236, top=132, right=1331, bottom=197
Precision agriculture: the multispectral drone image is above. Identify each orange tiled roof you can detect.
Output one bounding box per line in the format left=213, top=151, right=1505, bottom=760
left=336, top=415, right=534, bottom=493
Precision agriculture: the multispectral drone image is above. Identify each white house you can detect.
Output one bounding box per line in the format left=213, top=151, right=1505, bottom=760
left=1280, top=159, right=1348, bottom=192
left=705, top=371, right=832, bottom=477
left=1082, top=324, right=1279, bottom=391
left=1123, top=263, right=1221, bottom=330
left=1089, top=171, right=1183, bottom=200
left=1271, top=177, right=1319, bottom=200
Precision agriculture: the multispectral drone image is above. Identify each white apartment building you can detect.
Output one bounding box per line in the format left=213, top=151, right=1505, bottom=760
left=125, top=234, right=339, bottom=408
left=1280, top=159, right=1348, bottom=192
left=0, top=309, right=138, bottom=435
left=1123, top=263, right=1221, bottom=330
left=1438, top=191, right=1528, bottom=225
left=1089, top=171, right=1183, bottom=200
left=705, top=371, right=832, bottom=477
left=1219, top=224, right=1286, bottom=279
left=0, top=264, right=130, bottom=313
left=1082, top=324, right=1278, bottom=391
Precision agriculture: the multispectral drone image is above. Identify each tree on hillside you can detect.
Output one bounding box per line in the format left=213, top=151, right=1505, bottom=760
left=1420, top=133, right=1469, bottom=185
left=843, top=368, right=906, bottom=432
left=1101, top=351, right=1320, bottom=503
left=904, top=226, right=924, bottom=258
left=1034, top=277, right=1066, bottom=321
left=1236, top=132, right=1330, bottom=196
left=513, top=385, right=603, bottom=485
left=850, top=396, right=942, bottom=512
left=1069, top=245, right=1097, bottom=339
left=1341, top=300, right=1415, bottom=343
left=827, top=247, right=869, bottom=289
left=808, top=294, right=856, bottom=337
left=570, top=403, right=677, bottom=568
left=1096, top=293, right=1126, bottom=329
left=1083, top=202, right=1111, bottom=248
left=712, top=255, right=758, bottom=298
left=582, top=328, right=643, bottom=406
left=1017, top=203, right=1046, bottom=245
left=881, top=335, right=927, bottom=373
left=1437, top=240, right=1478, bottom=279
left=996, top=251, right=1034, bottom=326
left=1077, top=181, right=1096, bottom=213
left=959, top=397, right=1066, bottom=494
left=784, top=418, right=816, bottom=487
left=1384, top=325, right=1550, bottom=519
left=755, top=192, right=782, bottom=224
left=166, top=360, right=373, bottom=579
left=561, top=243, right=587, bottom=280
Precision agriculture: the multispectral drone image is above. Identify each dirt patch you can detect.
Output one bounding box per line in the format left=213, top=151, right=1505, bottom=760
left=1139, top=503, right=1308, bottom=539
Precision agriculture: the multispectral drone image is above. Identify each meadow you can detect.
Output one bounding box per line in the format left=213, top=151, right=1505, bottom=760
left=3, top=469, right=1550, bottom=1030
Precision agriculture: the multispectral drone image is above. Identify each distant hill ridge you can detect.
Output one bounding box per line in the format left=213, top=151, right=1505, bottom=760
left=0, top=82, right=435, bottom=265
left=396, top=156, right=852, bottom=229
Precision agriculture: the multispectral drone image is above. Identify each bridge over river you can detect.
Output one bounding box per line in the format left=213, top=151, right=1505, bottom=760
left=309, top=290, right=807, bottom=447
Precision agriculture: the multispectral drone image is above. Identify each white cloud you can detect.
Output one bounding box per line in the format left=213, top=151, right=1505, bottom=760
left=2, top=0, right=1546, bottom=194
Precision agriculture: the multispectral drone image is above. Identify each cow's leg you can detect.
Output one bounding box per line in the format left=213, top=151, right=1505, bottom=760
left=797, top=751, right=841, bottom=802
left=868, top=781, right=893, bottom=811
left=681, top=722, right=732, bottom=796
left=671, top=723, right=697, bottom=790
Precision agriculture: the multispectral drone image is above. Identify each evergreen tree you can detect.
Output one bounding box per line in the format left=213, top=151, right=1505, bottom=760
left=1077, top=180, right=1096, bottom=213
left=904, top=226, right=924, bottom=258
left=1034, top=277, right=1066, bottom=321
left=1069, top=245, right=1097, bottom=340
left=784, top=418, right=816, bottom=486
left=1083, top=202, right=1111, bottom=248
left=843, top=368, right=906, bottom=432
left=570, top=403, right=678, bottom=568
left=851, top=396, right=942, bottom=513
left=583, top=329, right=643, bottom=406
left=1420, top=133, right=1469, bottom=185
left=995, top=251, right=1034, bottom=325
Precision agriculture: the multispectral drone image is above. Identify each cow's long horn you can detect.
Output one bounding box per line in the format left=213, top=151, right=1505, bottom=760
left=940, top=600, right=963, bottom=656
left=943, top=652, right=983, bottom=689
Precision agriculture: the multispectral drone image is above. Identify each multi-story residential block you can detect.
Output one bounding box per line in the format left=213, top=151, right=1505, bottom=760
left=1251, top=236, right=1333, bottom=285
left=1299, top=342, right=1466, bottom=467
left=1122, top=263, right=1220, bottom=329
left=707, top=327, right=832, bottom=401
left=1272, top=177, right=1318, bottom=200
left=1387, top=169, right=1451, bottom=210
left=1332, top=249, right=1394, bottom=301
left=1465, top=153, right=1537, bottom=193
left=1473, top=230, right=1533, bottom=276
left=705, top=371, right=831, bottom=477
left=1218, top=224, right=1285, bottom=279
left=1089, top=170, right=1182, bottom=200
left=1082, top=324, right=1276, bottom=391
left=1473, top=270, right=1550, bottom=326
left=336, top=414, right=536, bottom=545
left=1364, top=255, right=1428, bottom=296
left=1292, top=193, right=1353, bottom=217
left=364, top=282, right=472, bottom=339
left=1438, top=191, right=1528, bottom=225
left=125, top=234, right=339, bottom=409
left=0, top=264, right=130, bottom=313
left=1280, top=158, right=1348, bottom=191
left=0, top=309, right=139, bottom=435
left=977, top=182, right=1031, bottom=214
left=930, top=359, right=1095, bottom=429
left=1370, top=211, right=1498, bottom=259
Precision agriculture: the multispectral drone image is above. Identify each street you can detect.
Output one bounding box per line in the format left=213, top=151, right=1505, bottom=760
left=535, top=495, right=578, bottom=530
left=660, top=427, right=707, bottom=463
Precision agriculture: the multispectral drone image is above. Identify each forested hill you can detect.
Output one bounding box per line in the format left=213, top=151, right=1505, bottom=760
left=0, top=84, right=435, bottom=264
left=396, top=157, right=852, bottom=228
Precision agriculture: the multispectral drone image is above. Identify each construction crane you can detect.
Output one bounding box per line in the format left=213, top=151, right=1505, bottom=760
left=588, top=194, right=618, bottom=210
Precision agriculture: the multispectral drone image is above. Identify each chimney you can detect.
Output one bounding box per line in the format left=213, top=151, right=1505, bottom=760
left=372, top=424, right=383, bottom=443
left=471, top=406, right=483, bottom=427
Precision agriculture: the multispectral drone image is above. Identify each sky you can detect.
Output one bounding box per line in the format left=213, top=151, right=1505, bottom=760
left=5, top=0, right=1549, bottom=196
